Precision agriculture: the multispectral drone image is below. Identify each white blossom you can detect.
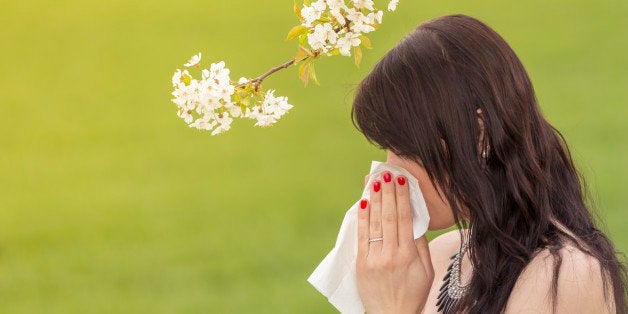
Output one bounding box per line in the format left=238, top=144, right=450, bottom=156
left=171, top=58, right=293, bottom=134
left=336, top=32, right=361, bottom=56
left=171, top=80, right=194, bottom=107
left=327, top=0, right=347, bottom=12
left=351, top=18, right=375, bottom=33
left=254, top=115, right=278, bottom=127
left=326, top=0, right=348, bottom=25
left=365, top=10, right=383, bottom=24
left=184, top=53, right=202, bottom=67
left=205, top=94, right=224, bottom=111
left=224, top=102, right=248, bottom=118
left=201, top=69, right=210, bottom=80
left=178, top=109, right=194, bottom=124
left=311, top=0, right=327, bottom=12
left=301, top=2, right=325, bottom=27
left=190, top=116, right=217, bottom=130
left=216, top=84, right=235, bottom=102
left=301, top=7, right=318, bottom=27
left=255, top=115, right=278, bottom=127
left=209, top=61, right=230, bottom=81
left=344, top=7, right=361, bottom=23
left=262, top=89, right=293, bottom=119
left=245, top=90, right=293, bottom=127
left=296, top=0, right=398, bottom=58
left=388, top=0, right=399, bottom=11
left=171, top=60, right=238, bottom=134
left=352, top=0, right=374, bottom=11
left=248, top=105, right=277, bottom=127
left=211, top=114, right=233, bottom=135
left=172, top=69, right=184, bottom=87
left=307, top=23, right=338, bottom=52
left=330, top=8, right=346, bottom=25
left=322, top=23, right=339, bottom=44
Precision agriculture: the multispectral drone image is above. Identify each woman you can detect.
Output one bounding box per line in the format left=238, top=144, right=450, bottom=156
left=351, top=14, right=626, bottom=313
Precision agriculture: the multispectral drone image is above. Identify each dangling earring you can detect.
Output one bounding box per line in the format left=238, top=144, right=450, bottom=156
left=481, top=142, right=490, bottom=160
left=481, top=142, right=490, bottom=170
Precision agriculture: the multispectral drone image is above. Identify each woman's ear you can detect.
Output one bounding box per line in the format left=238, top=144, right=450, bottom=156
left=476, top=108, right=484, bottom=133
left=476, top=108, right=485, bottom=152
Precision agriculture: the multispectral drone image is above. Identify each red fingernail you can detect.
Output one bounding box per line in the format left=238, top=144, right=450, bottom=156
left=383, top=172, right=392, bottom=183
left=397, top=176, right=406, bottom=185
left=360, top=199, right=368, bottom=209
left=373, top=181, right=381, bottom=192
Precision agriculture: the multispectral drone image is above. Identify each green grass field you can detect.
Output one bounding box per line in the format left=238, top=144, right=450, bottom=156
left=0, top=0, right=626, bottom=312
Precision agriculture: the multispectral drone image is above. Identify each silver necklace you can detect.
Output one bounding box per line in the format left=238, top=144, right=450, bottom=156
left=436, top=235, right=470, bottom=313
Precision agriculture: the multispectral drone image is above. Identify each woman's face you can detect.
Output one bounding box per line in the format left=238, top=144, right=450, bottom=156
left=386, top=150, right=456, bottom=230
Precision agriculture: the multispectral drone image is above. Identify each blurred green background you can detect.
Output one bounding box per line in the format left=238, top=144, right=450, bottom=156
left=0, top=0, right=626, bottom=312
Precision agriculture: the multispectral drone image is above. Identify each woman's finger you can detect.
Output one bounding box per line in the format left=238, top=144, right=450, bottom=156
left=364, top=174, right=370, bottom=187
left=380, top=171, right=399, bottom=253
left=395, top=175, right=415, bottom=249
left=414, top=235, right=432, bottom=269
left=369, top=179, right=383, bottom=253
left=357, top=198, right=370, bottom=261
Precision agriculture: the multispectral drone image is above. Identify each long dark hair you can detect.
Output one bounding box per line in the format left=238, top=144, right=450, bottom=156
left=351, top=14, right=626, bottom=313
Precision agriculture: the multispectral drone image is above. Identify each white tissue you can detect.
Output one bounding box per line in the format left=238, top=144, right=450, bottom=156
left=307, top=160, right=431, bottom=314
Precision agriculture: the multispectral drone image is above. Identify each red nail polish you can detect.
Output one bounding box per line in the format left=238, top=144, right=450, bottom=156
left=383, top=172, right=392, bottom=183
left=397, top=176, right=406, bottom=185
left=373, top=181, right=381, bottom=192
left=360, top=199, right=368, bottom=209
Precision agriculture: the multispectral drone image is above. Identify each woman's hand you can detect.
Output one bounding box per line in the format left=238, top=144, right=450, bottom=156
left=356, top=172, right=434, bottom=314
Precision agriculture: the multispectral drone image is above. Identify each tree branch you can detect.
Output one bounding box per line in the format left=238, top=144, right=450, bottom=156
left=237, top=58, right=297, bottom=91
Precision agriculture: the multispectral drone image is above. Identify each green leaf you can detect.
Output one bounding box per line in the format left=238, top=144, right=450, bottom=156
left=299, top=33, right=308, bottom=46
left=293, top=1, right=302, bottom=21
left=354, top=46, right=362, bottom=68
left=309, top=62, right=319, bottom=86
left=298, top=60, right=311, bottom=86
left=359, top=35, right=372, bottom=49
left=286, top=25, right=307, bottom=41
left=240, top=104, right=247, bottom=116
left=295, top=45, right=311, bottom=62
left=303, top=0, right=310, bottom=5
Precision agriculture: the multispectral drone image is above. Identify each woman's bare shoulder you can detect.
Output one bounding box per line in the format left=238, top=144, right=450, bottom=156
left=429, top=229, right=466, bottom=275
left=428, top=229, right=466, bottom=266
left=505, top=243, right=616, bottom=313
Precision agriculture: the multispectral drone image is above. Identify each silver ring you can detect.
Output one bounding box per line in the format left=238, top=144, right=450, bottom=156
left=368, top=237, right=384, bottom=243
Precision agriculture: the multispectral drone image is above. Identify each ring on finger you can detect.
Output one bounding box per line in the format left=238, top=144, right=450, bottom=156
left=368, top=237, right=384, bottom=243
